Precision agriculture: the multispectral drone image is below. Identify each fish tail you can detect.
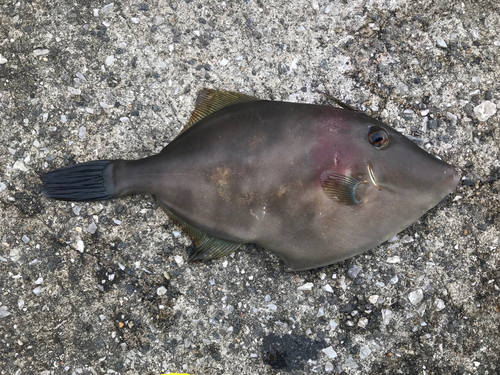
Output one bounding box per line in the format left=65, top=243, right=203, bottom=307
left=42, top=160, right=117, bottom=201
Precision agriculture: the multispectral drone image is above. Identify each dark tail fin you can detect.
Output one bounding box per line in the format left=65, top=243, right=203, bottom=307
left=42, top=160, right=115, bottom=201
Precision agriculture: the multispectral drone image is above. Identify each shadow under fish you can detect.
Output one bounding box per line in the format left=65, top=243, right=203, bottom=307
left=42, top=89, right=459, bottom=271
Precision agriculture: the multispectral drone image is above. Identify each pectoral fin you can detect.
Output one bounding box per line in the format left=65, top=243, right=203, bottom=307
left=320, top=170, right=361, bottom=205
left=158, top=200, right=243, bottom=262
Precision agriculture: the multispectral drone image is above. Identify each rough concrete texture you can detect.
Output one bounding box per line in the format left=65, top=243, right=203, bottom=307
left=1, top=0, right=499, bottom=374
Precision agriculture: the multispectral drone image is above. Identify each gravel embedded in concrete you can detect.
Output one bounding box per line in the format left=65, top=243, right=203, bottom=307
left=1, top=0, right=499, bottom=374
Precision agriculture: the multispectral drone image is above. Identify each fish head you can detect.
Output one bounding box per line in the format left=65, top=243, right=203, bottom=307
left=343, top=112, right=459, bottom=213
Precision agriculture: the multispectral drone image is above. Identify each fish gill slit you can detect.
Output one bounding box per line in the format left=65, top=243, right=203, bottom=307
left=367, top=163, right=380, bottom=190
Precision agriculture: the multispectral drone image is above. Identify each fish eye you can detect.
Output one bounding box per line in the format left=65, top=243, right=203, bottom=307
left=368, top=128, right=389, bottom=149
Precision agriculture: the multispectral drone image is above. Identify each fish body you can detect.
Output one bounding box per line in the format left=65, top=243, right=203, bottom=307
left=43, top=90, right=458, bottom=271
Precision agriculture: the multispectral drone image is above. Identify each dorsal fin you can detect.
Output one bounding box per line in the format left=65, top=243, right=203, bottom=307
left=181, top=89, right=260, bottom=133
left=318, top=91, right=358, bottom=112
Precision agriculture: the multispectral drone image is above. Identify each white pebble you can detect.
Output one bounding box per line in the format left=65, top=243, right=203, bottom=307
left=100, top=2, right=114, bottom=14
left=0, top=306, right=10, bottom=318
left=0, top=53, right=7, bottom=64
left=268, top=303, right=277, bottom=311
left=61, top=114, right=67, bottom=123
left=35, top=277, right=43, bottom=285
left=382, top=309, right=393, bottom=325
left=345, top=356, right=358, bottom=369
left=68, top=87, right=81, bottom=95
left=474, top=101, right=497, bottom=122
left=77, top=240, right=84, bottom=253
left=22, top=235, right=30, bottom=244
left=174, top=255, right=184, bottom=267
left=329, top=320, right=338, bottom=329
left=436, top=36, right=447, bottom=48
left=359, top=345, right=372, bottom=360
left=435, top=298, right=445, bottom=311
left=317, top=307, right=325, bottom=317
left=78, top=126, right=86, bottom=140
left=13, top=161, right=29, bottom=172
left=297, top=282, right=313, bottom=291
left=322, top=284, right=333, bottom=293
left=18, top=299, right=24, bottom=309
left=131, top=17, right=140, bottom=24
left=322, top=346, right=337, bottom=359
left=368, top=295, right=379, bottom=304
left=408, top=289, right=424, bottom=305
left=172, top=230, right=180, bottom=238
left=386, top=256, right=400, bottom=264
left=219, top=58, right=229, bottom=66
left=325, top=362, right=334, bottom=372
left=358, top=317, right=368, bottom=328
left=33, top=286, right=45, bottom=296
left=157, top=286, right=167, bottom=296
left=33, top=49, right=49, bottom=56
left=0, top=182, right=6, bottom=192
left=105, top=55, right=115, bottom=66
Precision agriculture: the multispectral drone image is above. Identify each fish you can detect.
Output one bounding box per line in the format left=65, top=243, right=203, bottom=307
left=42, top=89, right=459, bottom=271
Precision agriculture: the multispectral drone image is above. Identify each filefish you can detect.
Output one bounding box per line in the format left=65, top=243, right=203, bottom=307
left=42, top=89, right=459, bottom=271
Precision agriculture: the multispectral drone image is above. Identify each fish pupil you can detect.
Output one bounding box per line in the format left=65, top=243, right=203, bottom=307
left=370, top=133, right=384, bottom=143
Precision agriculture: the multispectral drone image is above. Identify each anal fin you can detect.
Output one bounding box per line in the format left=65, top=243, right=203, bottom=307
left=158, top=200, right=243, bottom=262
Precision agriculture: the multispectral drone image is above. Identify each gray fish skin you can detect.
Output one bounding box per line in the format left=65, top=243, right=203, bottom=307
left=43, top=96, right=459, bottom=271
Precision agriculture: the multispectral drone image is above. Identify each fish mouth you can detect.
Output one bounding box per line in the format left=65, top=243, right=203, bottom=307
left=367, top=163, right=380, bottom=190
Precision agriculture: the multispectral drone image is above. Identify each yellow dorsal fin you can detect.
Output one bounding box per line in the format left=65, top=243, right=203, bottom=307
left=181, top=89, right=260, bottom=133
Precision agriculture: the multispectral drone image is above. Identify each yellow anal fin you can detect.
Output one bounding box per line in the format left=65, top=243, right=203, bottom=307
left=181, top=89, right=260, bottom=133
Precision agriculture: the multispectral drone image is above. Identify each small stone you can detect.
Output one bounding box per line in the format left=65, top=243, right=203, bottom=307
left=358, top=317, right=368, bottom=328
left=105, top=55, right=115, bottom=66
left=329, top=320, right=338, bottom=329
left=22, top=235, right=30, bottom=244
left=368, top=294, right=383, bottom=307
left=155, top=15, right=165, bottom=25
left=72, top=206, right=82, bottom=215
left=68, top=87, right=81, bottom=95
left=401, top=235, right=414, bottom=243
left=340, top=276, right=347, bottom=291
left=297, top=282, right=313, bottom=291
left=78, top=126, right=86, bottom=140
left=435, top=298, right=445, bottom=311
left=386, top=256, right=400, bottom=264
left=33, top=49, right=49, bottom=56
left=33, top=286, right=46, bottom=295
left=317, top=307, right=325, bottom=317
left=0, top=54, right=8, bottom=64
left=347, top=264, right=361, bottom=279
left=0, top=182, right=6, bottom=192
left=77, top=240, right=84, bottom=253
left=172, top=230, right=180, bottom=238
left=436, top=36, right=447, bottom=48
left=322, top=346, right=337, bottom=359
left=0, top=306, right=10, bottom=318
left=344, top=356, right=358, bottom=369
left=18, top=300, right=24, bottom=309
left=87, top=222, right=97, bottom=234
left=174, top=255, right=184, bottom=267
left=325, top=362, right=334, bottom=372
left=131, top=17, right=140, bottom=24
left=35, top=277, right=43, bottom=285
left=268, top=303, right=277, bottom=311
left=382, top=309, right=393, bottom=325
left=61, top=115, right=67, bottom=123
left=359, top=345, right=372, bottom=360
left=100, top=2, right=114, bottom=14
left=157, top=286, right=167, bottom=295
left=13, top=161, right=29, bottom=172
left=474, top=101, right=497, bottom=122
left=219, top=58, right=229, bottom=66
left=322, top=284, right=333, bottom=293
left=113, top=219, right=122, bottom=225
left=409, top=289, right=424, bottom=305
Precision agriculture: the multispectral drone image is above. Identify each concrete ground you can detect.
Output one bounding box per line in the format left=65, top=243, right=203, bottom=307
left=1, top=0, right=499, bottom=374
